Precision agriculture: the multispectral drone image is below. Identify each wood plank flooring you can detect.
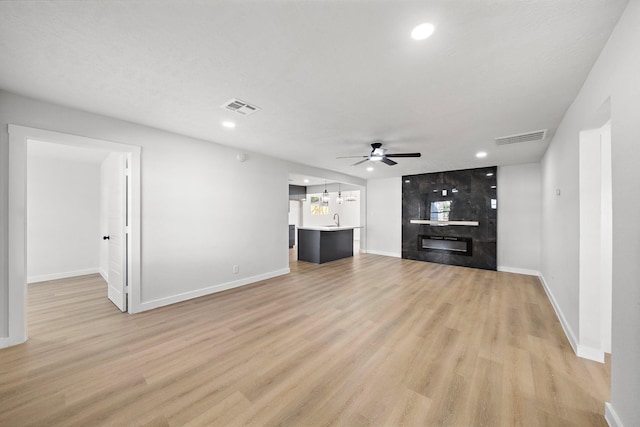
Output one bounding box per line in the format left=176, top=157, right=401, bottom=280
left=0, top=253, right=609, bottom=426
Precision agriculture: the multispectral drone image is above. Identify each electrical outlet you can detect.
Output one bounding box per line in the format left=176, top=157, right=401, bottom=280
left=233, top=265, right=239, bottom=274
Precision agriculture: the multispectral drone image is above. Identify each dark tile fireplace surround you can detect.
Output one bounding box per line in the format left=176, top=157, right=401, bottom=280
left=402, top=167, right=497, bottom=270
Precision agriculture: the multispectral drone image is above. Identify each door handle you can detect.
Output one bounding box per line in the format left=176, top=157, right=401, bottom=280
left=103, top=236, right=110, bottom=240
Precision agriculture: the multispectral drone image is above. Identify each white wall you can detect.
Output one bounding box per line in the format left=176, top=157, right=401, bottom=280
left=497, top=163, right=541, bottom=275
left=0, top=91, right=365, bottom=338
left=365, top=177, right=401, bottom=257
left=540, top=1, right=640, bottom=424
left=99, top=160, right=109, bottom=279
left=26, top=154, right=101, bottom=282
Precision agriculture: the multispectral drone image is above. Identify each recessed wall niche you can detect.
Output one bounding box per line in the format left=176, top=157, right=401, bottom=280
left=402, top=167, right=497, bottom=270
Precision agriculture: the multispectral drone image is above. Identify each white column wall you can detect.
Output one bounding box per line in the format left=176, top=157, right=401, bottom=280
left=496, top=163, right=541, bottom=275
left=365, top=177, right=402, bottom=257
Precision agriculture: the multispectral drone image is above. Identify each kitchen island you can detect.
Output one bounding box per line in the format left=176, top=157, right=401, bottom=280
left=297, top=226, right=359, bottom=264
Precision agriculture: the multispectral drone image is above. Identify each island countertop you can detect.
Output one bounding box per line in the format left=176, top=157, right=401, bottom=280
left=297, top=226, right=362, bottom=232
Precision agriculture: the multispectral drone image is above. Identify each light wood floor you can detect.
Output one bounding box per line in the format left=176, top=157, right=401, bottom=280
left=0, top=253, right=609, bottom=426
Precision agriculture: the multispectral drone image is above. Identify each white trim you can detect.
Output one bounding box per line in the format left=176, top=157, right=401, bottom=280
left=7, top=124, right=142, bottom=347
left=138, top=268, right=290, bottom=312
left=8, top=124, right=28, bottom=347
left=577, top=344, right=605, bottom=363
left=605, top=403, right=624, bottom=427
left=99, top=268, right=108, bottom=282
left=538, top=274, right=579, bottom=355
left=542, top=278, right=605, bottom=363
left=362, top=249, right=401, bottom=258
left=0, top=335, right=27, bottom=349
left=538, top=274, right=605, bottom=363
left=497, top=266, right=540, bottom=276
left=27, top=268, right=100, bottom=284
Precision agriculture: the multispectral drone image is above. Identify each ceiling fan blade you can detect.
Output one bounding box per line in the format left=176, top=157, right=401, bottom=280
left=385, top=153, right=422, bottom=158
left=337, top=155, right=368, bottom=159
left=352, top=158, right=370, bottom=166
left=381, top=157, right=397, bottom=166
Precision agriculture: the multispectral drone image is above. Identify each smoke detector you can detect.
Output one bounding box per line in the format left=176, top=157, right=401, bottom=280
left=495, top=129, right=547, bottom=146
left=221, top=98, right=261, bottom=116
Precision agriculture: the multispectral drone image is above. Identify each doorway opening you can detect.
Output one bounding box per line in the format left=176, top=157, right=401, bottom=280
left=26, top=142, right=130, bottom=313
left=287, top=174, right=365, bottom=265
left=578, top=107, right=612, bottom=363
left=7, top=125, right=141, bottom=347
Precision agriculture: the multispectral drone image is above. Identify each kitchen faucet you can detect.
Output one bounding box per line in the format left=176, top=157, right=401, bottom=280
left=333, top=213, right=340, bottom=227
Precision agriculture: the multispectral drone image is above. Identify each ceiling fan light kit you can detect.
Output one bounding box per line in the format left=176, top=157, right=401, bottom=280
left=338, top=141, right=421, bottom=167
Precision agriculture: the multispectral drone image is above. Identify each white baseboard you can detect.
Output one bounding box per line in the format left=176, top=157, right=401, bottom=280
left=99, top=268, right=108, bottom=282
left=27, top=267, right=100, bottom=284
left=363, top=249, right=401, bottom=258
left=0, top=334, right=28, bottom=349
left=539, top=274, right=606, bottom=363
left=577, top=344, right=605, bottom=363
left=138, top=268, right=291, bottom=312
left=497, top=266, right=540, bottom=276
left=538, top=274, right=579, bottom=355
left=605, top=402, right=624, bottom=427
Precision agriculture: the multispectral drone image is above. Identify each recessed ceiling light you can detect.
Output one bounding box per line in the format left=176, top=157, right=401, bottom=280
left=411, top=23, right=435, bottom=40
left=491, top=185, right=497, bottom=189
left=222, top=121, right=236, bottom=128
left=476, top=151, right=487, bottom=158
left=486, top=172, right=494, bottom=177
left=303, top=179, right=309, bottom=183
left=366, top=167, right=374, bottom=172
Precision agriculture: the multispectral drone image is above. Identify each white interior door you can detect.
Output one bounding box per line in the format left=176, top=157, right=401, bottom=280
left=105, top=152, right=127, bottom=312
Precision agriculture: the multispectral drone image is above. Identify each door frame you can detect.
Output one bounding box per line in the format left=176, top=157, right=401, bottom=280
left=7, top=124, right=141, bottom=346
left=576, top=99, right=612, bottom=363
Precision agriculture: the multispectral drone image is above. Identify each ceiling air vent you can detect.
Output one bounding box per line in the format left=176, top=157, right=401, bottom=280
left=221, top=98, right=261, bottom=116
left=495, top=129, right=547, bottom=146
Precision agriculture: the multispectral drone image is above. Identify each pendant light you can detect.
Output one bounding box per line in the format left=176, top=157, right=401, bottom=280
left=336, top=184, right=344, bottom=204
left=322, top=181, right=330, bottom=205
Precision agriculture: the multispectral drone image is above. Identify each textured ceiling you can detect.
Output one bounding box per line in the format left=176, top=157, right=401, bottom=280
left=0, top=1, right=628, bottom=180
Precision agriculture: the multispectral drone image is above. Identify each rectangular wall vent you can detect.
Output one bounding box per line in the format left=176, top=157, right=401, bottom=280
left=221, top=98, right=261, bottom=116
left=495, top=129, right=547, bottom=146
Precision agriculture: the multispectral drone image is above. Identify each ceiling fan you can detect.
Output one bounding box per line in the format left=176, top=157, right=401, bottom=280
left=337, top=141, right=422, bottom=166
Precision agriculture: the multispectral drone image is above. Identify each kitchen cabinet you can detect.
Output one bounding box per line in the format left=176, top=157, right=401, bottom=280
left=297, top=226, right=358, bottom=264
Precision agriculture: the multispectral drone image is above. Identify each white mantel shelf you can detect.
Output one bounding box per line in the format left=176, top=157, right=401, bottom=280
left=298, top=226, right=363, bottom=232
left=410, top=220, right=480, bottom=226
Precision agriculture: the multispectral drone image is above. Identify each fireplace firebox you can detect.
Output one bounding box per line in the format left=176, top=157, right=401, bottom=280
left=418, top=235, right=472, bottom=256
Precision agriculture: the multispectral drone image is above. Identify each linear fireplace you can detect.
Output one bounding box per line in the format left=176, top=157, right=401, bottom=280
left=402, top=166, right=497, bottom=270
left=419, top=235, right=472, bottom=256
